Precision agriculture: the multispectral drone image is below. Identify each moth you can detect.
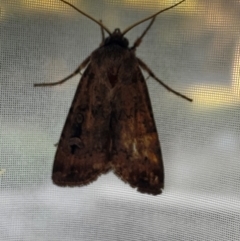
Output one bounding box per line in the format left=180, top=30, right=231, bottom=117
left=35, top=0, right=192, bottom=195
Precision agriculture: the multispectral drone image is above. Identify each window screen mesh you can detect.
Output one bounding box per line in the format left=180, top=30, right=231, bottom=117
left=1, top=0, right=240, bottom=240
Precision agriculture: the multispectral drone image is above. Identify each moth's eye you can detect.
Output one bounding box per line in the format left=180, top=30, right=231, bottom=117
left=105, top=37, right=110, bottom=44
left=123, top=38, right=129, bottom=47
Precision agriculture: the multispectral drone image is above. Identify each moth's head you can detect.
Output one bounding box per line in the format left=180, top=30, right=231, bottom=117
left=104, top=29, right=129, bottom=48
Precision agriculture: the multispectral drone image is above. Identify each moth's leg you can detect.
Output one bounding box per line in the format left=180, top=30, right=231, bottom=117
left=99, top=20, right=105, bottom=46
left=138, top=58, right=192, bottom=102
left=130, top=17, right=155, bottom=51
left=34, top=56, right=91, bottom=87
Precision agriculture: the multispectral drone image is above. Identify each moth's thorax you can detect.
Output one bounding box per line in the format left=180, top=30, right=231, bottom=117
left=91, top=44, right=136, bottom=90
left=104, top=28, right=129, bottom=48
left=90, top=29, right=136, bottom=90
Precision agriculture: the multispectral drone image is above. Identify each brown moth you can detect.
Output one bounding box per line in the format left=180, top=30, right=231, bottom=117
left=35, top=0, right=191, bottom=195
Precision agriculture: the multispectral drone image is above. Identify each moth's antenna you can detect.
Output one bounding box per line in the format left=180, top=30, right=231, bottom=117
left=60, top=0, right=112, bottom=35
left=122, top=0, right=186, bottom=36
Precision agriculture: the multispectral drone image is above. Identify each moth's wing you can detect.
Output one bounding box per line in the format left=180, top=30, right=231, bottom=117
left=111, top=66, right=164, bottom=195
left=52, top=64, right=112, bottom=186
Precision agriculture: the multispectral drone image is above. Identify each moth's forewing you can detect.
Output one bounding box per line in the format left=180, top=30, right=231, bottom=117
left=52, top=63, right=112, bottom=186
left=108, top=53, right=164, bottom=195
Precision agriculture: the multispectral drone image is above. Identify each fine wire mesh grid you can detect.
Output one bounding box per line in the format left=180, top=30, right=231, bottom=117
left=1, top=0, right=240, bottom=240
